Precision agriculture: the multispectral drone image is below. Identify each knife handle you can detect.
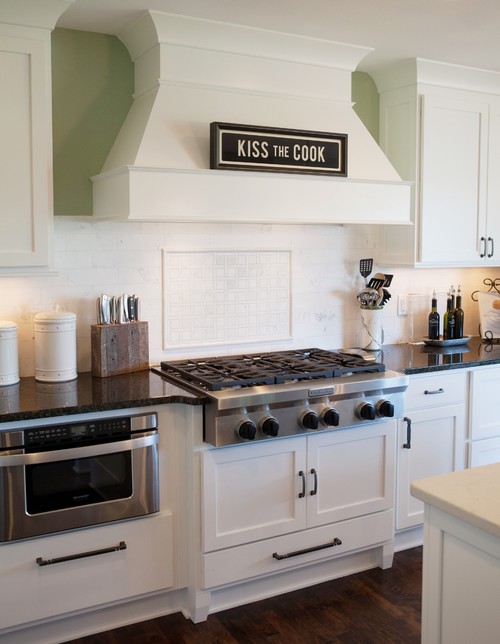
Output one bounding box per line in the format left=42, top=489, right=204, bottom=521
left=127, top=295, right=136, bottom=321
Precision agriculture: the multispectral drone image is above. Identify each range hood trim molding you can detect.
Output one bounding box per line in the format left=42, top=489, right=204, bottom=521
left=91, top=165, right=412, bottom=225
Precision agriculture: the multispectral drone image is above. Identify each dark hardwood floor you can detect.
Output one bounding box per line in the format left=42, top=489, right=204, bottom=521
left=66, top=547, right=422, bottom=644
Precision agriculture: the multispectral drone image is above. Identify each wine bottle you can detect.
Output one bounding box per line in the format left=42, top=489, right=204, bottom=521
left=454, top=285, right=464, bottom=338
left=428, top=290, right=440, bottom=339
left=444, top=292, right=456, bottom=340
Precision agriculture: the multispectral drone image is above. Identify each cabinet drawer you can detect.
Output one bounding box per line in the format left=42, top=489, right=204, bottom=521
left=0, top=513, right=173, bottom=631
left=202, top=509, right=393, bottom=589
left=469, top=437, right=500, bottom=467
left=405, top=371, right=467, bottom=410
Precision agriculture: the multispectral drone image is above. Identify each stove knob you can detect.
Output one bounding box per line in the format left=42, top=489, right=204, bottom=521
left=261, top=416, right=280, bottom=437
left=321, top=407, right=340, bottom=427
left=377, top=399, right=395, bottom=418
left=357, top=402, right=376, bottom=421
left=300, top=410, right=319, bottom=430
left=237, top=419, right=257, bottom=441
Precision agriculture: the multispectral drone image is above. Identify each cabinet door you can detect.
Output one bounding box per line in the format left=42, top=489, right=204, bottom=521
left=469, top=366, right=500, bottom=441
left=419, top=94, right=489, bottom=264
left=397, top=405, right=465, bottom=530
left=0, top=32, right=51, bottom=268
left=485, top=100, right=500, bottom=263
left=202, top=438, right=307, bottom=552
left=306, top=422, right=396, bottom=528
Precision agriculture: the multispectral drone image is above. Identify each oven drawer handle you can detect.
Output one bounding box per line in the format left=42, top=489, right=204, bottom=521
left=0, top=431, right=158, bottom=467
left=272, top=537, right=342, bottom=560
left=36, top=541, right=127, bottom=566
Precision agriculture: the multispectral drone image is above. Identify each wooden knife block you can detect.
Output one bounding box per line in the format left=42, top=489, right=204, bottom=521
left=91, top=321, right=149, bottom=377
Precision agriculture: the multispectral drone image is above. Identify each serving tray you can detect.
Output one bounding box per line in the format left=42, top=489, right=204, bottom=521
left=422, top=335, right=471, bottom=347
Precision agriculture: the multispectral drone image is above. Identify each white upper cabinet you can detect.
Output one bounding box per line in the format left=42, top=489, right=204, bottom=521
left=372, top=59, right=500, bottom=267
left=0, top=2, right=73, bottom=271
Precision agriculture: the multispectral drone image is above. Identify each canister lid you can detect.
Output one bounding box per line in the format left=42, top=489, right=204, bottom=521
left=34, top=310, right=76, bottom=323
left=0, top=320, right=17, bottom=330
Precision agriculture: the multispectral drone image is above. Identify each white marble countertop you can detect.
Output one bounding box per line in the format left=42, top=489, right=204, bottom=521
left=411, top=463, right=500, bottom=539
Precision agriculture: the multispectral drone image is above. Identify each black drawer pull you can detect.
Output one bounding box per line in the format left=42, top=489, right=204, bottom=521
left=424, top=388, right=444, bottom=395
left=36, top=541, right=127, bottom=566
left=272, top=537, right=342, bottom=560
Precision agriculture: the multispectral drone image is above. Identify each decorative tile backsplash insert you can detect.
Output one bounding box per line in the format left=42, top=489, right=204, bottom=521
left=162, top=251, right=291, bottom=348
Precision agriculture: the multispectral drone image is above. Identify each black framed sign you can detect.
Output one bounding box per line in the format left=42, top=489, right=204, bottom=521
left=210, top=122, right=347, bottom=177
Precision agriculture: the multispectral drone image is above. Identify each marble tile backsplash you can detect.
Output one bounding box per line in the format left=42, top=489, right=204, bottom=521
left=0, top=217, right=491, bottom=376
left=163, top=250, right=291, bottom=348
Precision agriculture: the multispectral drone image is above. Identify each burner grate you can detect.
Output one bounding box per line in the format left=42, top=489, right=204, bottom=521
left=160, top=348, right=385, bottom=391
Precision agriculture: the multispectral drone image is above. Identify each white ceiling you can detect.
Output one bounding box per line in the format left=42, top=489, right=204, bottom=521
left=56, top=0, right=500, bottom=74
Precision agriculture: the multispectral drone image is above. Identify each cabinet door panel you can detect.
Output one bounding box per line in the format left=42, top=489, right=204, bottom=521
left=470, top=367, right=500, bottom=441
left=397, top=406, right=465, bottom=530
left=202, top=438, right=307, bottom=551
left=307, top=422, right=396, bottom=528
left=486, top=102, right=500, bottom=262
left=419, top=95, right=488, bottom=264
left=0, top=34, right=51, bottom=267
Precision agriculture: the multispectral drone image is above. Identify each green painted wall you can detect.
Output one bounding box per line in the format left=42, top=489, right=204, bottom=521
left=352, top=71, right=379, bottom=142
left=51, top=30, right=379, bottom=216
left=51, top=28, right=133, bottom=215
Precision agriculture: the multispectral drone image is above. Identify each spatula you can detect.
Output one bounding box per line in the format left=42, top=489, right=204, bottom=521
left=359, top=258, right=373, bottom=284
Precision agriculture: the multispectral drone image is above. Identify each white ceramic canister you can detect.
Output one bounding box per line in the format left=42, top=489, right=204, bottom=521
left=0, top=321, right=20, bottom=386
left=34, top=310, right=77, bottom=382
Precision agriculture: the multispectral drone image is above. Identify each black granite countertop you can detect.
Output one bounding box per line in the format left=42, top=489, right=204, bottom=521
left=0, top=369, right=207, bottom=424
left=378, top=336, right=500, bottom=375
left=1, top=339, right=499, bottom=424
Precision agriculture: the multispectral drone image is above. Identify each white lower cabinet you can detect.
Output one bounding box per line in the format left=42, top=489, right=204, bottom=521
left=397, top=371, right=467, bottom=530
left=0, top=513, right=174, bottom=632
left=201, top=422, right=396, bottom=589
left=469, top=365, right=500, bottom=466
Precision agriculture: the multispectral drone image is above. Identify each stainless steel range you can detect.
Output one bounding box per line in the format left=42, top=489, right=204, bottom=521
left=155, top=348, right=408, bottom=447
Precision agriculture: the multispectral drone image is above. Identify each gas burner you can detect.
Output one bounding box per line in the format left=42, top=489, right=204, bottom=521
left=160, top=348, right=384, bottom=391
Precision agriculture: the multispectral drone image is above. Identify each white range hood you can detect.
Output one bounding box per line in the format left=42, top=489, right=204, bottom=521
left=91, top=11, right=411, bottom=225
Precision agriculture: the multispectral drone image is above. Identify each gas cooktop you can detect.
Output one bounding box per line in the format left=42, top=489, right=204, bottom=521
left=159, top=348, right=385, bottom=392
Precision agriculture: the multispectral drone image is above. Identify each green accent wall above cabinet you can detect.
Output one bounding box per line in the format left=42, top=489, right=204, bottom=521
left=51, top=28, right=133, bottom=216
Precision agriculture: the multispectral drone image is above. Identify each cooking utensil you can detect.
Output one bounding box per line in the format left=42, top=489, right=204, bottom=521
left=381, top=289, right=392, bottom=305
left=382, top=274, right=393, bottom=288
left=357, top=287, right=379, bottom=307
left=359, top=258, right=373, bottom=283
left=367, top=277, right=385, bottom=290
left=134, top=296, right=141, bottom=321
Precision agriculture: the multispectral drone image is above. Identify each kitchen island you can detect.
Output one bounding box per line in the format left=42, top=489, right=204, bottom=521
left=411, top=464, right=500, bottom=644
